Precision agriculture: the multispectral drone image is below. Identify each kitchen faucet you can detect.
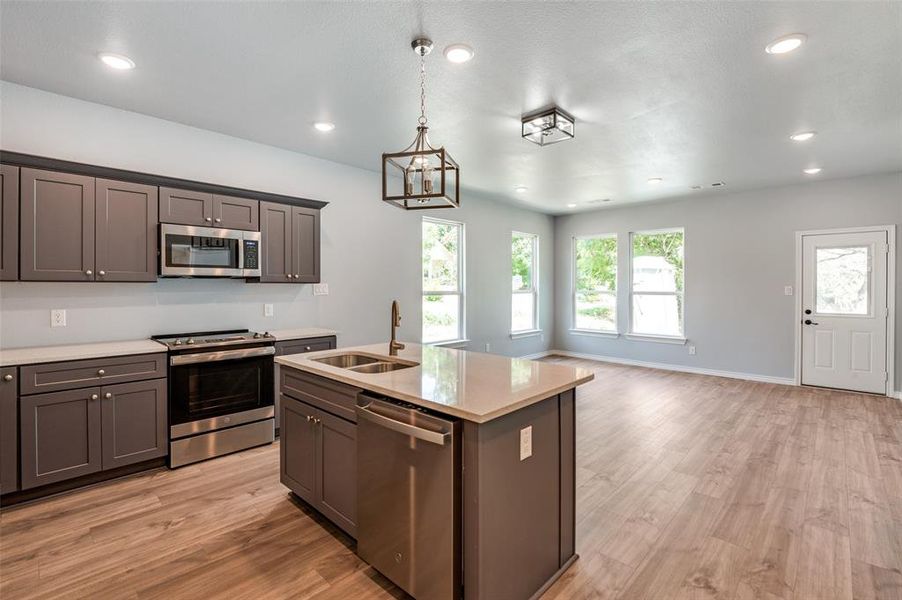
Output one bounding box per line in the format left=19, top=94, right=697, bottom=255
left=390, top=300, right=405, bottom=356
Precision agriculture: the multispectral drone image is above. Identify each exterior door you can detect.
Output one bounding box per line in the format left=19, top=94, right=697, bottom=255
left=95, top=179, right=159, bottom=282
left=801, top=230, right=889, bottom=394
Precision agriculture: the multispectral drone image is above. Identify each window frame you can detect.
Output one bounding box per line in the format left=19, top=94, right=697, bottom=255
left=421, top=216, right=466, bottom=344
left=511, top=231, right=540, bottom=335
left=571, top=233, right=619, bottom=335
left=627, top=227, right=686, bottom=342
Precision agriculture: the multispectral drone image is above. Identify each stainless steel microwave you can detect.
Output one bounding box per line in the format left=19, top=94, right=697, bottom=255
left=160, top=224, right=261, bottom=277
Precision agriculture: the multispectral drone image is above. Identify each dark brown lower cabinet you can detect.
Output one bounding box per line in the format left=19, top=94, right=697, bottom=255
left=19, top=378, right=168, bottom=490
left=0, top=367, right=18, bottom=493
left=20, top=387, right=103, bottom=489
left=101, top=379, right=168, bottom=469
left=280, top=396, right=357, bottom=537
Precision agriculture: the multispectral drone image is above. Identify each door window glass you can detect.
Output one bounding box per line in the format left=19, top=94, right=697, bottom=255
left=816, top=246, right=869, bottom=314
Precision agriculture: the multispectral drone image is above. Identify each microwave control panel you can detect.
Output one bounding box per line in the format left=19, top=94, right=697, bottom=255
left=243, top=240, right=259, bottom=269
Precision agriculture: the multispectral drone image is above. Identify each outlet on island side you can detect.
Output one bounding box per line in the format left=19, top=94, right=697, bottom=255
left=51, top=309, right=67, bottom=328
left=520, top=426, right=533, bottom=461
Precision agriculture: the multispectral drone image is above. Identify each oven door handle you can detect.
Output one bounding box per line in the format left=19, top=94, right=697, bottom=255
left=170, top=346, right=275, bottom=366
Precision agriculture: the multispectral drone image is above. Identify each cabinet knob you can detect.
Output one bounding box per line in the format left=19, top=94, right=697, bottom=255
left=104, top=392, right=113, bottom=399
left=98, top=270, right=106, bottom=276
left=305, top=346, right=311, bottom=351
left=306, top=415, right=313, bottom=422
left=286, top=274, right=293, bottom=279
left=2, top=374, right=12, bottom=382
left=294, top=274, right=300, bottom=278
left=214, top=217, right=222, bottom=223
left=205, top=217, right=213, bottom=222
left=90, top=394, right=99, bottom=400
left=85, top=269, right=93, bottom=276
left=97, top=369, right=106, bottom=376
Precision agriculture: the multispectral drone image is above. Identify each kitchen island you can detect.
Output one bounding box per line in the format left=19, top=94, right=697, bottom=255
left=275, top=342, right=593, bottom=600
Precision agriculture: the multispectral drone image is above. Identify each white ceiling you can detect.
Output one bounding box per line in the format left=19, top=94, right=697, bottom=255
left=1, top=1, right=900, bottom=214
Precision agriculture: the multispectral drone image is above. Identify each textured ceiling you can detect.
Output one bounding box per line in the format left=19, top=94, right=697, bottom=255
left=1, top=1, right=900, bottom=213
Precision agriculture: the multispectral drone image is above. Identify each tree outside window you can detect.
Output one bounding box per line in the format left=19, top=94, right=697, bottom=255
left=573, top=236, right=617, bottom=332
left=422, top=218, right=464, bottom=343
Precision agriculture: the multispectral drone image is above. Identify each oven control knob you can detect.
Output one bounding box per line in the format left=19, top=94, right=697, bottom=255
left=263, top=332, right=271, bottom=337
left=186, top=338, right=195, bottom=345
left=173, top=339, right=183, bottom=346
left=253, top=332, right=261, bottom=339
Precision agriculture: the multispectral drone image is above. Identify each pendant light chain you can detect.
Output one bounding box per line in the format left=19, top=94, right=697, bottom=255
left=418, top=53, right=428, bottom=127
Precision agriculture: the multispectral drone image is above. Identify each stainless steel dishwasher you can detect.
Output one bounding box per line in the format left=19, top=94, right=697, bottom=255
left=356, top=392, right=461, bottom=600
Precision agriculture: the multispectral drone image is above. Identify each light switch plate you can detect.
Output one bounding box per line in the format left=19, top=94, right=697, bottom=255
left=688, top=345, right=697, bottom=355
left=784, top=286, right=793, bottom=296
left=51, top=309, right=67, bottom=328
left=313, top=283, right=329, bottom=296
left=264, top=304, right=274, bottom=317
left=520, top=426, right=533, bottom=461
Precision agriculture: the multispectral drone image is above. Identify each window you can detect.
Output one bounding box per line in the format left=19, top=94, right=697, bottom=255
left=573, top=235, right=617, bottom=332
left=511, top=232, right=539, bottom=333
left=630, top=229, right=684, bottom=337
left=422, top=218, right=464, bottom=343
left=816, top=246, right=869, bottom=315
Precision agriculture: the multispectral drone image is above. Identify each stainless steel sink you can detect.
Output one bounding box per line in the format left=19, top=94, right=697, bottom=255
left=312, top=353, right=381, bottom=368
left=349, top=361, right=417, bottom=374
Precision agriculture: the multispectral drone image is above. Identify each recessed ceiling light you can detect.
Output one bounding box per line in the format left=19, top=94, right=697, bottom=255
left=514, top=186, right=528, bottom=193
left=803, top=167, right=822, bottom=175
left=790, top=131, right=817, bottom=142
left=443, top=44, right=475, bottom=64
left=566, top=203, right=577, bottom=208
left=765, top=33, right=807, bottom=55
left=98, top=52, right=135, bottom=70
left=313, top=122, right=335, bottom=132
left=647, top=177, right=663, bottom=185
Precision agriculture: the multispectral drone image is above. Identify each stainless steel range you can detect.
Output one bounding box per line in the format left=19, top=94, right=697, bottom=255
left=153, top=329, right=275, bottom=468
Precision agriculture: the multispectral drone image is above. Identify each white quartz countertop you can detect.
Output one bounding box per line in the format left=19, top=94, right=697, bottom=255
left=275, top=342, right=594, bottom=423
left=269, top=327, right=338, bottom=342
left=0, top=339, right=168, bottom=367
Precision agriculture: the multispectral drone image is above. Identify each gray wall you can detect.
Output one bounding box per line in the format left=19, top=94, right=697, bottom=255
left=554, top=173, right=902, bottom=389
left=0, top=82, right=554, bottom=357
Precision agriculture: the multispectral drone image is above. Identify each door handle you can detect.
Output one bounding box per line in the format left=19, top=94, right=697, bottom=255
left=804, top=319, right=819, bottom=325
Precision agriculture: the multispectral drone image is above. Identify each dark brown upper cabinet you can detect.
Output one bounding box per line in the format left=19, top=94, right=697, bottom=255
left=20, top=168, right=95, bottom=281
left=160, top=188, right=259, bottom=231
left=213, top=194, right=258, bottom=231
left=1, top=367, right=18, bottom=494
left=95, top=179, right=158, bottom=282
left=159, top=187, right=212, bottom=227
left=260, top=201, right=320, bottom=283
left=0, top=165, right=19, bottom=281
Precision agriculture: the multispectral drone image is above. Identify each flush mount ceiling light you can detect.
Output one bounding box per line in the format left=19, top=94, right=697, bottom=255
left=647, top=177, right=663, bottom=185
left=566, top=203, right=577, bottom=208
left=514, top=185, right=529, bottom=193
left=443, top=44, right=474, bottom=63
left=521, top=106, right=575, bottom=146
left=789, top=131, right=816, bottom=142
left=765, top=33, right=807, bottom=55
left=382, top=38, right=460, bottom=210
left=98, top=52, right=135, bottom=70
left=803, top=167, right=822, bottom=175
left=313, top=122, right=335, bottom=132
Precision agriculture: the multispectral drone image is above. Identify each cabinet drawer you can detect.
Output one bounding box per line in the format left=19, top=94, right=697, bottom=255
left=275, top=336, right=336, bottom=356
left=20, top=353, right=167, bottom=395
left=281, top=368, right=360, bottom=423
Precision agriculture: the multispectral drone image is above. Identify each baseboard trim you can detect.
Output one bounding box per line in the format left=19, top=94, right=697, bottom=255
left=894, top=390, right=902, bottom=400
left=546, top=349, right=797, bottom=386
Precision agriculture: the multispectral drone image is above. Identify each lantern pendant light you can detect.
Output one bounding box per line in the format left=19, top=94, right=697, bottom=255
left=382, top=38, right=460, bottom=210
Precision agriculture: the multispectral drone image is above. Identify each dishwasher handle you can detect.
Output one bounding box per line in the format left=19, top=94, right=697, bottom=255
left=357, top=402, right=451, bottom=446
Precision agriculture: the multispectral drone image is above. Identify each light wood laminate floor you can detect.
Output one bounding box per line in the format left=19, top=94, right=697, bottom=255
left=2, top=358, right=901, bottom=599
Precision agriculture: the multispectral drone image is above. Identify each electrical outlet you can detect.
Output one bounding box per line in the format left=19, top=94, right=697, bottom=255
left=688, top=345, right=697, bottom=355
left=313, top=283, right=329, bottom=296
left=485, top=342, right=491, bottom=352
left=264, top=304, right=274, bottom=317
left=51, top=309, right=67, bottom=328
left=784, top=286, right=793, bottom=296
left=520, top=426, right=533, bottom=461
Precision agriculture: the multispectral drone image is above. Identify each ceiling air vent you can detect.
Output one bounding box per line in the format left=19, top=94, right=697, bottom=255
left=710, top=181, right=726, bottom=187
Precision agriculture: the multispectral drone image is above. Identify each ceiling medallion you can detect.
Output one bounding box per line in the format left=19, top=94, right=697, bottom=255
left=521, top=106, right=575, bottom=146
left=382, top=37, right=460, bottom=210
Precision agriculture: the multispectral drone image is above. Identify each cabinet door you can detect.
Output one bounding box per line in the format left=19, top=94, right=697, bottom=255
left=316, top=408, right=357, bottom=537
left=20, top=168, right=95, bottom=281
left=280, top=396, right=317, bottom=504
left=291, top=206, right=321, bottom=283
left=95, top=179, right=159, bottom=282
left=20, top=387, right=102, bottom=489
left=0, top=367, right=18, bottom=494
left=101, top=378, right=168, bottom=470
left=259, top=201, right=293, bottom=283
left=0, top=165, right=19, bottom=281
left=159, top=187, right=213, bottom=226
left=213, top=195, right=259, bottom=231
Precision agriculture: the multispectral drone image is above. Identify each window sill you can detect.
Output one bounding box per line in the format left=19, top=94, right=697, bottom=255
left=510, top=329, right=543, bottom=340
left=624, top=333, right=687, bottom=345
left=568, top=329, right=619, bottom=339
left=429, top=339, right=470, bottom=349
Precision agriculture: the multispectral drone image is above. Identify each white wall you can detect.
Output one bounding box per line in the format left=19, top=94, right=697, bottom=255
left=0, top=82, right=554, bottom=357
left=554, top=173, right=902, bottom=389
